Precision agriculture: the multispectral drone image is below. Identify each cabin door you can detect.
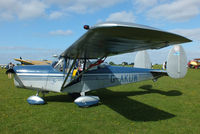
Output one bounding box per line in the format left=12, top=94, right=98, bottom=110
left=45, top=58, right=65, bottom=92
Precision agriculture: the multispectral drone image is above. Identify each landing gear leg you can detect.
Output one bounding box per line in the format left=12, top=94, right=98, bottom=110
left=42, top=92, right=45, bottom=98
left=36, top=89, right=40, bottom=96
left=41, top=91, right=49, bottom=98
left=152, top=78, right=157, bottom=82
left=80, top=92, right=85, bottom=96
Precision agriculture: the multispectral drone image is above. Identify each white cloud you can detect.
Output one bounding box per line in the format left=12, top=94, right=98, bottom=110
left=44, top=0, right=123, bottom=13
left=49, top=29, right=73, bottom=36
left=170, top=28, right=200, bottom=41
left=106, top=11, right=135, bottom=23
left=0, top=0, right=123, bottom=20
left=18, top=1, right=47, bottom=19
left=147, top=0, right=200, bottom=22
left=49, top=11, right=63, bottom=19
left=65, top=0, right=123, bottom=13
left=0, top=0, right=47, bottom=20
left=73, top=0, right=122, bottom=13
left=133, top=0, right=158, bottom=12
left=0, top=12, right=14, bottom=20
left=44, top=0, right=72, bottom=5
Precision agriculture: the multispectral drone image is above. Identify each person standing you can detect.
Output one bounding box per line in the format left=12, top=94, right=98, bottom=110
left=8, top=62, right=14, bottom=79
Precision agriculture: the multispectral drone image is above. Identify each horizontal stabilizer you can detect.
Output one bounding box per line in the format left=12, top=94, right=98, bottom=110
left=134, top=51, right=151, bottom=69
left=151, top=70, right=168, bottom=79
left=167, top=45, right=187, bottom=79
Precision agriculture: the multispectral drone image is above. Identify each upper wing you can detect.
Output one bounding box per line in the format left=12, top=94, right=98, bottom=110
left=61, top=22, right=191, bottom=59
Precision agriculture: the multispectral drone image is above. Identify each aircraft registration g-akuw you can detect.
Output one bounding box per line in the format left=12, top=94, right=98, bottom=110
left=7, top=22, right=191, bottom=107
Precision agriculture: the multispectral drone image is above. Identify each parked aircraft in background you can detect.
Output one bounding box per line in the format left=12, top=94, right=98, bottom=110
left=7, top=22, right=191, bottom=107
left=0, top=64, right=7, bottom=69
left=188, top=58, right=200, bottom=69
left=14, top=58, right=52, bottom=65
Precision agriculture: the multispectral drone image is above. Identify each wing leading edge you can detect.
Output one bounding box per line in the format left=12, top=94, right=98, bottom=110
left=61, top=22, right=191, bottom=59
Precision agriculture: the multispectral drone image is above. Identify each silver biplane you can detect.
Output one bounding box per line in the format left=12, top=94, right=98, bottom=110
left=7, top=22, right=191, bottom=107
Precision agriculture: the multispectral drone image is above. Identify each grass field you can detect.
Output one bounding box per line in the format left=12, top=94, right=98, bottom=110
left=0, top=68, right=200, bottom=134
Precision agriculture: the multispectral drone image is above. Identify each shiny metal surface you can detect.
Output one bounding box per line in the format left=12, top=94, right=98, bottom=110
left=61, top=22, right=191, bottom=59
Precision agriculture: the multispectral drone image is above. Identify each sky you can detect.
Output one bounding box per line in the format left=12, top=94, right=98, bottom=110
left=0, top=0, right=200, bottom=64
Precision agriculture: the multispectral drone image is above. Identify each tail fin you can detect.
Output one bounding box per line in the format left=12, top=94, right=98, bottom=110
left=167, top=45, right=187, bottom=79
left=134, top=50, right=151, bottom=69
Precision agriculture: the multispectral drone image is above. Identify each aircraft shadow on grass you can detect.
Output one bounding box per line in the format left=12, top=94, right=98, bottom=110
left=44, top=85, right=182, bottom=122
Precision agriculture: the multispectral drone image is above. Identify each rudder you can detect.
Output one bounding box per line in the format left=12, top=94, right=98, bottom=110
left=167, top=45, right=187, bottom=79
left=134, top=51, right=151, bottom=69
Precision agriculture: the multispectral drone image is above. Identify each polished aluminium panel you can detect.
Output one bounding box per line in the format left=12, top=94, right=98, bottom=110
left=62, top=22, right=191, bottom=59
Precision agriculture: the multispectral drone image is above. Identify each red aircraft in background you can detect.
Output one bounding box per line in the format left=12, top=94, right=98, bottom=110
left=188, top=58, right=200, bottom=69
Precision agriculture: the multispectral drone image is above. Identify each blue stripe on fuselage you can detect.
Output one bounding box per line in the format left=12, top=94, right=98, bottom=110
left=86, top=65, right=153, bottom=74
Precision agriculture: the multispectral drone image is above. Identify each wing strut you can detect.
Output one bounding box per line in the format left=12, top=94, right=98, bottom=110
left=61, top=56, right=106, bottom=91
left=61, top=57, right=77, bottom=90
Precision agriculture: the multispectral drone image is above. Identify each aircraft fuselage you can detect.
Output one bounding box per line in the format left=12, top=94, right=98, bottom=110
left=13, top=65, right=155, bottom=93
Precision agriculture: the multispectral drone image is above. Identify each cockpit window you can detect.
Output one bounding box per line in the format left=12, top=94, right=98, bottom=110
left=52, top=61, right=58, bottom=67
left=53, top=58, right=106, bottom=73
left=53, top=58, right=65, bottom=72
left=98, top=62, right=109, bottom=68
